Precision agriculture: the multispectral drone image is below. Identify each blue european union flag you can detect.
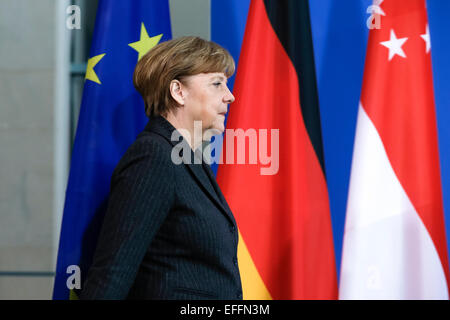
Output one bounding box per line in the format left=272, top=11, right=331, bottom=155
left=53, top=0, right=172, bottom=299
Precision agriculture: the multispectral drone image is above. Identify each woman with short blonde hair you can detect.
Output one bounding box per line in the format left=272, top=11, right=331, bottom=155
left=80, top=36, right=242, bottom=300
left=134, top=36, right=235, bottom=117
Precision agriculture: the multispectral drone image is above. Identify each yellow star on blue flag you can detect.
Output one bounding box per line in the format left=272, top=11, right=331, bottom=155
left=85, top=53, right=106, bottom=84
left=128, top=23, right=163, bottom=60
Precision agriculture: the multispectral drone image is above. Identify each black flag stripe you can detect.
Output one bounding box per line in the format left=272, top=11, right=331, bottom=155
left=263, top=0, right=326, bottom=175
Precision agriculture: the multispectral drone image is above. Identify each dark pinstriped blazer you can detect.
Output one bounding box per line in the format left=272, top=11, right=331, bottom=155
left=79, top=116, right=243, bottom=300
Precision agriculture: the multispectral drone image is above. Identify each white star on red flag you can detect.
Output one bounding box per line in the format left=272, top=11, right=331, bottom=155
left=421, top=24, right=431, bottom=53
left=380, top=29, right=408, bottom=61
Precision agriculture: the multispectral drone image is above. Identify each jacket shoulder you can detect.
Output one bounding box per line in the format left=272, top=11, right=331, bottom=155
left=113, top=131, right=175, bottom=180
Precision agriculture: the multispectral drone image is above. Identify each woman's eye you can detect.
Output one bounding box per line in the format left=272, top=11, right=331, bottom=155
left=213, top=82, right=221, bottom=87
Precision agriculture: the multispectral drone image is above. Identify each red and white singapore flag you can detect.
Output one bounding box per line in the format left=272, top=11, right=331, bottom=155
left=339, top=0, right=450, bottom=299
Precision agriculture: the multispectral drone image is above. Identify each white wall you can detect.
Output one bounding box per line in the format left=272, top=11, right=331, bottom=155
left=0, top=0, right=57, bottom=299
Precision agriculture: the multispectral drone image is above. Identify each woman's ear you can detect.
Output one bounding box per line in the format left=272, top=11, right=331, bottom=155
left=169, top=79, right=185, bottom=106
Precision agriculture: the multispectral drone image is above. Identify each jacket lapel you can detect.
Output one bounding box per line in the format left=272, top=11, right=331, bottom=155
left=202, top=161, right=235, bottom=221
left=184, top=149, right=237, bottom=227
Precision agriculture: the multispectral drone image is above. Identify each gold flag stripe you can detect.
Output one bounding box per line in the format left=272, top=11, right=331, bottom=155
left=237, top=230, right=273, bottom=300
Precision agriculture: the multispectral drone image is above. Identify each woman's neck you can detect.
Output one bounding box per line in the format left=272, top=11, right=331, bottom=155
left=163, top=111, right=203, bottom=151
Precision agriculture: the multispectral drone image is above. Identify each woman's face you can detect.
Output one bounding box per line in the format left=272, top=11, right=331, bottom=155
left=182, top=72, right=235, bottom=134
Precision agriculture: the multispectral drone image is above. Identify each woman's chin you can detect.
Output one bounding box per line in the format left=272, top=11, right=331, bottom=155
left=203, top=125, right=223, bottom=140
left=213, top=124, right=225, bottom=134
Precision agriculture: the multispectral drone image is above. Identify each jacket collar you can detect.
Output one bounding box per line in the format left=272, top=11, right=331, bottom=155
left=143, top=116, right=237, bottom=227
left=143, top=115, right=178, bottom=146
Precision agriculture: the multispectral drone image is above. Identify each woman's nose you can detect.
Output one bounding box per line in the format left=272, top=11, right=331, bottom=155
left=224, top=86, right=235, bottom=104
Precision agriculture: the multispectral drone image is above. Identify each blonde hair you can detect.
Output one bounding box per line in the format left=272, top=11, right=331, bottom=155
left=133, top=36, right=235, bottom=117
